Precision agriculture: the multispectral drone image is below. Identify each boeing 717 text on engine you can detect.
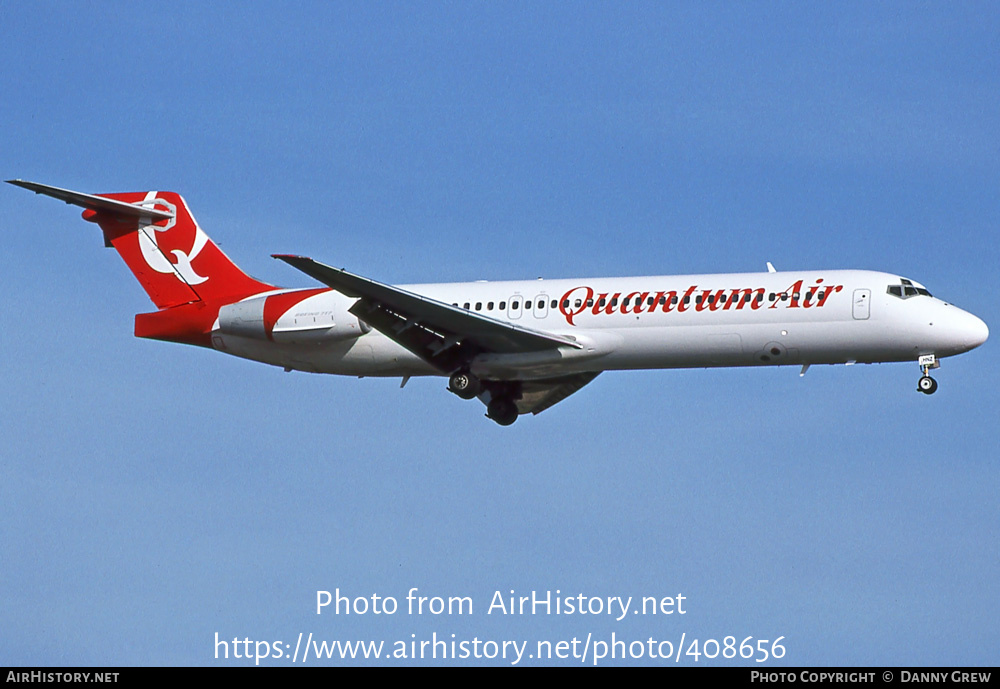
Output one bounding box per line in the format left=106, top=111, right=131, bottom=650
left=9, top=181, right=988, bottom=425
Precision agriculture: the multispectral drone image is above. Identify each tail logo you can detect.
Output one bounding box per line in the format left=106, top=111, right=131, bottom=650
left=136, top=192, right=210, bottom=285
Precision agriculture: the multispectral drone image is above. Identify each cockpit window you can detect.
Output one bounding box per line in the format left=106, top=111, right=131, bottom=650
left=887, top=280, right=931, bottom=299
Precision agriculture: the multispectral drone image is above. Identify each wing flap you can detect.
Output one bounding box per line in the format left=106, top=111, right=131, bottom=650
left=516, top=372, right=602, bottom=415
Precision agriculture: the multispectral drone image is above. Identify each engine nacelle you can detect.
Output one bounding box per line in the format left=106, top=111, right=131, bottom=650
left=217, top=290, right=369, bottom=344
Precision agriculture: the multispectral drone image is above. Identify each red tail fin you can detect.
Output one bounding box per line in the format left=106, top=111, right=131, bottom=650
left=85, top=190, right=273, bottom=309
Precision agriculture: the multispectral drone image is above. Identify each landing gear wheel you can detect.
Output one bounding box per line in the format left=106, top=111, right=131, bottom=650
left=487, top=397, right=519, bottom=426
left=448, top=371, right=481, bottom=400
left=918, top=375, right=938, bottom=395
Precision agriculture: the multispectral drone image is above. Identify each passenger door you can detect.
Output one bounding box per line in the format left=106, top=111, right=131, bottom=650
left=852, top=288, right=870, bottom=320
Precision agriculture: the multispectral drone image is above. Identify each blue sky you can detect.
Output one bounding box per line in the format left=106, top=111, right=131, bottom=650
left=2, top=2, right=998, bottom=666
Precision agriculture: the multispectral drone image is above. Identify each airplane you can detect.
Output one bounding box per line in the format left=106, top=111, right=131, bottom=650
left=8, top=180, right=989, bottom=426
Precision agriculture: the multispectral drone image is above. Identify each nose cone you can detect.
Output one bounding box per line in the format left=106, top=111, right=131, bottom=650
left=966, top=312, right=989, bottom=349
left=931, top=304, right=990, bottom=356
left=943, top=308, right=989, bottom=354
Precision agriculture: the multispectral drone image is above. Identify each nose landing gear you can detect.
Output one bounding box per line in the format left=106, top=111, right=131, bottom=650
left=918, top=375, right=938, bottom=394
left=917, top=354, right=939, bottom=395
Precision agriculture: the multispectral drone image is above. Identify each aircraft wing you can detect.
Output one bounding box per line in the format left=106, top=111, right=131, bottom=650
left=273, top=254, right=582, bottom=376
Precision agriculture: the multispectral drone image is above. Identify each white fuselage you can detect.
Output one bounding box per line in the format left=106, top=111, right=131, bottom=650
left=210, top=269, right=989, bottom=380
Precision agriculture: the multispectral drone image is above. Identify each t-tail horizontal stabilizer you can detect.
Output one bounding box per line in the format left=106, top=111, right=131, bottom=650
left=6, top=180, right=175, bottom=221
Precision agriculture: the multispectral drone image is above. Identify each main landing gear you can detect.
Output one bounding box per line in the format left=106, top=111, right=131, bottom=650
left=917, top=354, right=939, bottom=395
left=448, top=370, right=481, bottom=400
left=486, top=396, right=519, bottom=426
left=447, top=370, right=520, bottom=425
